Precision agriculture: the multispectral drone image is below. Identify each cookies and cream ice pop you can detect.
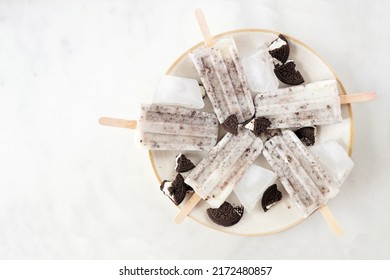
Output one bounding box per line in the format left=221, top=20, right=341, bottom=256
left=175, top=127, right=263, bottom=223
left=99, top=103, right=219, bottom=151
left=190, top=9, right=255, bottom=124
left=263, top=130, right=343, bottom=235
left=254, top=79, right=376, bottom=129
left=264, top=130, right=340, bottom=217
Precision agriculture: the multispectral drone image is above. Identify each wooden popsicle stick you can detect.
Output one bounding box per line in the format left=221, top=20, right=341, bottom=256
left=319, top=205, right=343, bottom=236
left=175, top=193, right=202, bottom=224
left=194, top=8, right=214, bottom=47
left=340, top=92, right=377, bottom=104
left=98, top=117, right=137, bottom=129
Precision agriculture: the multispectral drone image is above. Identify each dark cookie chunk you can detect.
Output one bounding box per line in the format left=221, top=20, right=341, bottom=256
left=175, top=153, right=195, bottom=173
left=222, top=114, right=238, bottom=135
left=268, top=34, right=290, bottom=64
left=206, top=202, right=244, bottom=227
left=253, top=117, right=271, bottom=136
left=295, top=127, right=316, bottom=146
left=160, top=174, right=187, bottom=205
left=261, top=184, right=283, bottom=212
left=274, top=60, right=304, bottom=85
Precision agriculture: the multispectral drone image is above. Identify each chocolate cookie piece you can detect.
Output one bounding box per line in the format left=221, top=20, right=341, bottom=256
left=274, top=60, right=304, bottom=85
left=295, top=126, right=316, bottom=146
left=160, top=174, right=187, bottom=205
left=253, top=117, right=271, bottom=136
left=245, top=117, right=273, bottom=138
left=175, top=153, right=195, bottom=173
left=268, top=34, right=290, bottom=65
left=206, top=202, right=244, bottom=227
left=222, top=114, right=238, bottom=135
left=261, top=184, right=282, bottom=212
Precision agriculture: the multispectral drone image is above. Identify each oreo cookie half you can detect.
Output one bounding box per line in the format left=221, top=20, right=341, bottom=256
left=295, top=126, right=316, bottom=146
left=245, top=117, right=273, bottom=138
left=160, top=174, right=188, bottom=205
left=175, top=153, right=195, bottom=173
left=206, top=202, right=244, bottom=227
left=261, top=184, right=283, bottom=212
left=268, top=34, right=290, bottom=65
left=274, top=60, right=304, bottom=86
left=253, top=117, right=271, bottom=136
left=222, top=114, right=238, bottom=135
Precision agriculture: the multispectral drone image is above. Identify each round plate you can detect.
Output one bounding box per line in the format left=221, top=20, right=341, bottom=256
left=149, top=29, right=353, bottom=236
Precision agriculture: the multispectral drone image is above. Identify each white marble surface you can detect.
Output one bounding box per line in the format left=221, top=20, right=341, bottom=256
left=0, top=0, right=389, bottom=259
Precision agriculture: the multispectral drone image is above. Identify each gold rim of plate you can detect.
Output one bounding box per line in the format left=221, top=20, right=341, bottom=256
left=148, top=29, right=354, bottom=236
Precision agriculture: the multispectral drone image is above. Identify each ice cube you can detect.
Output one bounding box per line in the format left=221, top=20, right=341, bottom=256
left=234, top=165, right=277, bottom=212
left=152, top=75, right=204, bottom=109
left=242, top=46, right=279, bottom=92
left=310, top=140, right=354, bottom=186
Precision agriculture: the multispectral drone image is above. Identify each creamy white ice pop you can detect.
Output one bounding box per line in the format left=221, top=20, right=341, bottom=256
left=137, top=104, right=219, bottom=151
left=263, top=130, right=339, bottom=217
left=175, top=127, right=263, bottom=223
left=185, top=127, right=263, bottom=208
left=254, top=79, right=377, bottom=129
left=99, top=104, right=219, bottom=151
left=190, top=9, right=255, bottom=124
left=254, top=79, right=342, bottom=129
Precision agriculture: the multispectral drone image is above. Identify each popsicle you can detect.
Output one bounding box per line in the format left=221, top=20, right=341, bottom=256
left=175, top=127, right=263, bottom=223
left=263, top=130, right=343, bottom=235
left=99, top=103, right=219, bottom=151
left=254, top=79, right=376, bottom=129
left=190, top=9, right=255, bottom=124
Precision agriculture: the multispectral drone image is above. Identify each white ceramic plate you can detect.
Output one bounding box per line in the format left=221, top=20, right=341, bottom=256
left=149, top=29, right=353, bottom=236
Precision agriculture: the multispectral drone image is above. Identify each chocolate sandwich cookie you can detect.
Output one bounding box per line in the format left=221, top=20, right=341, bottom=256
left=175, top=153, right=195, bottom=173
left=274, top=60, right=304, bottom=86
left=206, top=202, right=244, bottom=227
left=252, top=117, right=272, bottom=136
left=268, top=34, right=290, bottom=65
left=244, top=117, right=275, bottom=139
left=160, top=174, right=188, bottom=205
left=295, top=126, right=316, bottom=146
left=261, top=184, right=283, bottom=212
left=222, top=114, right=239, bottom=135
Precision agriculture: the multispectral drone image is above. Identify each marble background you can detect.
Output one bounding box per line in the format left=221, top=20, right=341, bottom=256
left=0, top=0, right=389, bottom=259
